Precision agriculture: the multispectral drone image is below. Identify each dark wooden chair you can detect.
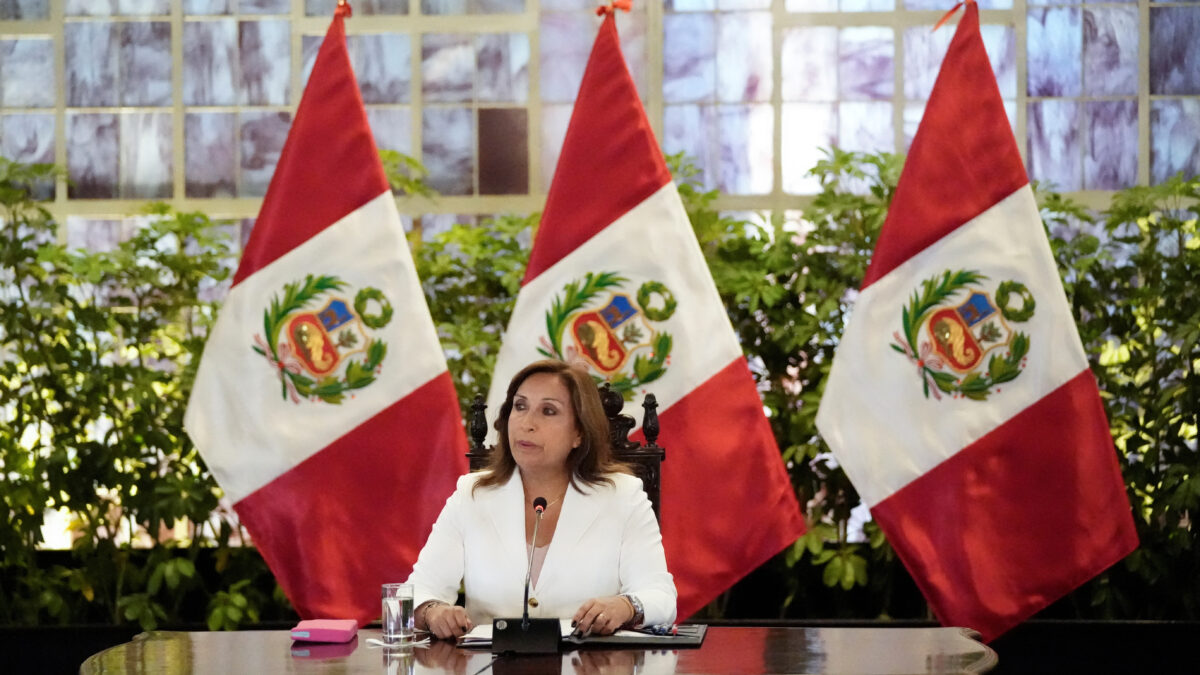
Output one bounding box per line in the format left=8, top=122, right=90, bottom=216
left=465, top=383, right=666, bottom=521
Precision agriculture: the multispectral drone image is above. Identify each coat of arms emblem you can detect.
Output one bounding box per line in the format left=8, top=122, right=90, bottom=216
left=539, top=272, right=676, bottom=398
left=252, top=274, right=392, bottom=404
left=891, top=269, right=1035, bottom=400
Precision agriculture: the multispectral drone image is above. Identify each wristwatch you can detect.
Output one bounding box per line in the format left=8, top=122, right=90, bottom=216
left=621, top=593, right=645, bottom=628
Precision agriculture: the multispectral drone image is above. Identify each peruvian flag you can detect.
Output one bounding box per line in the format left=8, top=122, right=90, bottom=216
left=487, top=9, right=805, bottom=620
left=815, top=2, right=1137, bottom=642
left=185, top=4, right=467, bottom=623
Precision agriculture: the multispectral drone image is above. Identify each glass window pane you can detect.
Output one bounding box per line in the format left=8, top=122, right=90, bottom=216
left=184, top=20, right=238, bottom=106
left=664, top=13, right=715, bottom=104
left=540, top=103, right=572, bottom=191
left=2, top=113, right=54, bottom=163
left=422, top=0, right=468, bottom=14
left=1084, top=101, right=1137, bottom=190
left=66, top=22, right=119, bottom=107
left=184, top=0, right=230, bottom=14
left=617, top=10, right=649, bottom=100
left=1028, top=7, right=1081, bottom=97
left=241, top=0, right=289, bottom=13
left=717, top=103, right=773, bottom=195
left=308, top=0, right=411, bottom=14
left=66, top=0, right=116, bottom=15
left=1151, top=99, right=1200, bottom=183
left=980, top=24, right=1016, bottom=100
left=841, top=0, right=893, bottom=11
left=366, top=106, right=413, bottom=155
left=478, top=108, right=528, bottom=195
left=839, top=101, right=893, bottom=154
left=1, top=38, right=55, bottom=108
left=121, top=22, right=172, bottom=106
left=903, top=26, right=951, bottom=101
left=239, top=111, right=291, bottom=197
left=1027, top=100, right=1081, bottom=191
left=668, top=0, right=717, bottom=10
left=1083, top=6, right=1138, bottom=97
left=781, top=27, right=837, bottom=102
left=663, top=104, right=718, bottom=190
left=423, top=34, right=475, bottom=103
left=719, top=0, right=770, bottom=9
left=716, top=12, right=772, bottom=103
left=839, top=27, right=893, bottom=101
left=474, top=0, right=524, bottom=13
left=300, top=34, right=321, bottom=88
left=423, top=107, right=474, bottom=195
left=786, top=0, right=837, bottom=11
left=1150, top=6, right=1200, bottom=96
left=540, top=13, right=593, bottom=103
left=119, top=112, right=172, bottom=199
left=118, top=0, right=170, bottom=14
left=185, top=112, right=236, bottom=198
left=1, top=113, right=55, bottom=198
left=68, top=113, right=119, bottom=199
left=476, top=33, right=529, bottom=104
left=349, top=33, right=412, bottom=104
left=0, top=0, right=50, bottom=19
left=239, top=20, right=291, bottom=106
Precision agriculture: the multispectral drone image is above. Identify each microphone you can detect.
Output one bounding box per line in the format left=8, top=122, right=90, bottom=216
left=491, top=495, right=561, bottom=654
left=523, top=497, right=548, bottom=628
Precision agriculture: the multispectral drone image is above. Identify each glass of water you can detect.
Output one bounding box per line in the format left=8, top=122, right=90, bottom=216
left=381, top=583, right=414, bottom=643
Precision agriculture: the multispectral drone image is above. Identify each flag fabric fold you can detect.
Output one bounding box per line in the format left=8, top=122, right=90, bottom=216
left=815, top=3, right=1137, bottom=642
left=185, top=6, right=467, bottom=624
left=487, top=13, right=805, bottom=620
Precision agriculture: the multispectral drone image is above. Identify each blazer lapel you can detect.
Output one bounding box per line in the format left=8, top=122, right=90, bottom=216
left=536, top=481, right=606, bottom=591
left=479, top=473, right=528, bottom=572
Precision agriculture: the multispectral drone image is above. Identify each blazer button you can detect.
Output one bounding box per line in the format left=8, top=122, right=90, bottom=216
left=528, top=597, right=539, bottom=608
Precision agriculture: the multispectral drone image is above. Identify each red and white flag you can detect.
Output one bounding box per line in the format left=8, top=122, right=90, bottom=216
left=487, top=9, right=805, bottom=620
left=815, top=2, right=1137, bottom=642
left=185, top=4, right=467, bottom=623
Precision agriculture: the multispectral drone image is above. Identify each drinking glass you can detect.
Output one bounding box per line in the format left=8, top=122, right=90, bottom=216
left=381, top=583, right=414, bottom=643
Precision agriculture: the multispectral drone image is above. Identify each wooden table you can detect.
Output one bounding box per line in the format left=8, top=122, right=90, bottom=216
left=80, top=626, right=997, bottom=674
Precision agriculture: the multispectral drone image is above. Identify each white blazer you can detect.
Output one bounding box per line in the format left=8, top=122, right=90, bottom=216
left=406, top=470, right=677, bottom=627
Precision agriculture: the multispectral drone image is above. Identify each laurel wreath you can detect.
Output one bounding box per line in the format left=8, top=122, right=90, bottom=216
left=636, top=281, right=677, bottom=322
left=252, top=274, right=390, bottom=405
left=890, top=269, right=1031, bottom=401
left=995, top=280, right=1035, bottom=322
left=539, top=272, right=674, bottom=400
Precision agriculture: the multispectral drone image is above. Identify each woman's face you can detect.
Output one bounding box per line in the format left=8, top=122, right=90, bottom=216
left=508, top=372, right=582, bottom=479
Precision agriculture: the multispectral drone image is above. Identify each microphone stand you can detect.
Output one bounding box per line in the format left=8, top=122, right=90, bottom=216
left=522, top=502, right=544, bottom=630
left=491, top=497, right=562, bottom=655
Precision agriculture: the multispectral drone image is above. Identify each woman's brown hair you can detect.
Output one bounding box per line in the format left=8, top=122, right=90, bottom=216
left=473, top=360, right=629, bottom=494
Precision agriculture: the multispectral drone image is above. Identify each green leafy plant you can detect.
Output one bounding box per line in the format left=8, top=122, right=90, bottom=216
left=410, top=212, right=535, bottom=412
left=1048, top=173, right=1200, bottom=619
left=0, top=157, right=286, bottom=630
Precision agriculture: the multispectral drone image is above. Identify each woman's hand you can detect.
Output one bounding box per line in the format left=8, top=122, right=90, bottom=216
left=423, top=603, right=473, bottom=639
left=572, top=596, right=635, bottom=636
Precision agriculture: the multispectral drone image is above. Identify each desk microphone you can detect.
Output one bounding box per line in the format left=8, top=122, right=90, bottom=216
left=491, top=496, right=561, bottom=654
left=523, top=496, right=548, bottom=629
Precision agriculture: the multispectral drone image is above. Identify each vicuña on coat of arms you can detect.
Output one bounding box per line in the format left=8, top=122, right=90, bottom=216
left=252, top=274, right=392, bottom=404
left=538, top=272, right=676, bottom=398
left=891, top=269, right=1035, bottom=401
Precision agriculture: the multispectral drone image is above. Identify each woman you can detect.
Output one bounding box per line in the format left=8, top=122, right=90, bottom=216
left=406, top=360, right=677, bottom=639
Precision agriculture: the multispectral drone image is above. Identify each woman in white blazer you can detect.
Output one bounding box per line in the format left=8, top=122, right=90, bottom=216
left=406, top=360, right=677, bottom=639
